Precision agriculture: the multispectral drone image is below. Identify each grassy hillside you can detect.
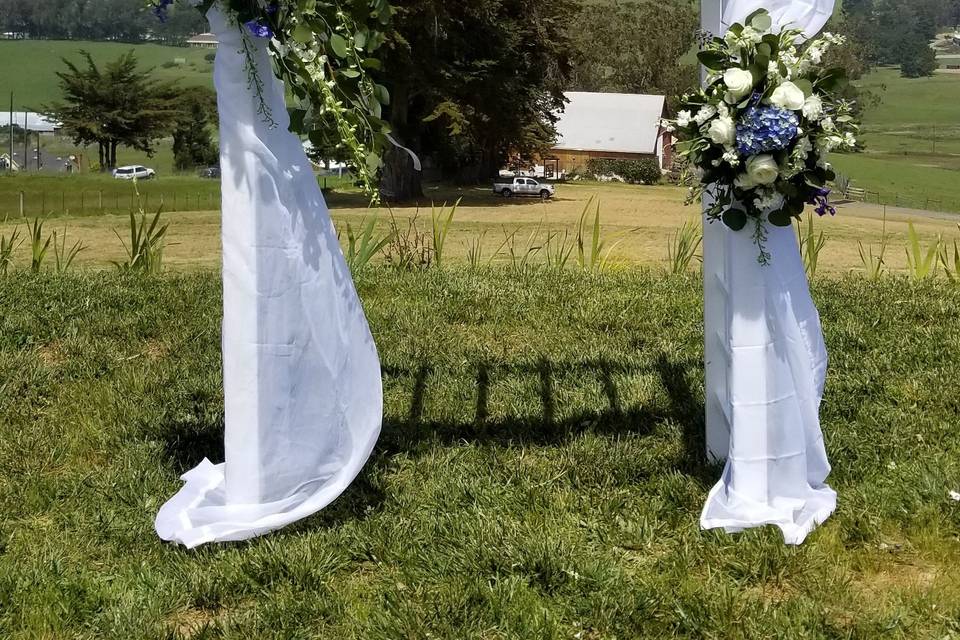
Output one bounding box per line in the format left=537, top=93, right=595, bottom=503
left=832, top=68, right=960, bottom=211
left=0, top=40, right=214, bottom=111
left=2, top=269, right=960, bottom=637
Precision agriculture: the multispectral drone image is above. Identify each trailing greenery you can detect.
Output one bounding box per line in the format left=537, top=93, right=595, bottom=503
left=585, top=158, right=662, bottom=185
left=3, top=269, right=960, bottom=637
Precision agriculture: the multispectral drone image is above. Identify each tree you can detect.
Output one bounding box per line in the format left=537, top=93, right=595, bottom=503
left=45, top=51, right=179, bottom=170
left=567, top=0, right=699, bottom=113
left=900, top=36, right=939, bottom=77
left=379, top=0, right=576, bottom=200
left=172, top=87, right=218, bottom=171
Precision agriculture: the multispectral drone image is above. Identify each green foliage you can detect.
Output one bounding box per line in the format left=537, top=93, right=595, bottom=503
left=797, top=214, right=826, bottom=279
left=667, top=219, right=702, bottom=275
left=0, top=225, right=21, bottom=275
left=576, top=197, right=623, bottom=272
left=939, top=225, right=960, bottom=282
left=27, top=217, right=51, bottom=273
left=431, top=200, right=460, bottom=269
left=585, top=158, right=662, bottom=185
left=500, top=224, right=545, bottom=276
left=341, top=214, right=393, bottom=272
left=900, top=36, right=939, bottom=78
left=112, top=186, right=169, bottom=274
left=904, top=220, right=940, bottom=280
left=52, top=226, right=84, bottom=273
left=45, top=50, right=180, bottom=170
left=858, top=209, right=889, bottom=280
left=5, top=270, right=960, bottom=636
left=379, top=0, right=576, bottom=198
left=568, top=0, right=698, bottom=111
left=171, top=86, right=218, bottom=171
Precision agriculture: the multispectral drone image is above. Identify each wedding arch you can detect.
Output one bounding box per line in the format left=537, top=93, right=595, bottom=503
left=155, top=0, right=841, bottom=548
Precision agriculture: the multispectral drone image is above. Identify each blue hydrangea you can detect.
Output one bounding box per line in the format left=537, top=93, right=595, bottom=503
left=735, top=106, right=799, bottom=157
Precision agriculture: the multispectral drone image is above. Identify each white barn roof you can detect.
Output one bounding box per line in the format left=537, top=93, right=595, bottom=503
left=554, top=92, right=665, bottom=155
left=4, top=112, right=59, bottom=133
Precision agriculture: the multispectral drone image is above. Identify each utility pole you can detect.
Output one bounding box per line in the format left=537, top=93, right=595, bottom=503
left=8, top=92, right=12, bottom=171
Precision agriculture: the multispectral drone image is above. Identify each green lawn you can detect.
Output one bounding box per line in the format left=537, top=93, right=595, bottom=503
left=2, top=269, right=960, bottom=638
left=0, top=40, right=214, bottom=111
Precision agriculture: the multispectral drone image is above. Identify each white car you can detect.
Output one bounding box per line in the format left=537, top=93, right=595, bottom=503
left=113, top=165, right=156, bottom=180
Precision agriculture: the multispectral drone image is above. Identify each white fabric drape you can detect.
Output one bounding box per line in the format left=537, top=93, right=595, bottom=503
left=155, top=7, right=382, bottom=548
left=700, top=0, right=836, bottom=545
left=721, top=0, right=834, bottom=38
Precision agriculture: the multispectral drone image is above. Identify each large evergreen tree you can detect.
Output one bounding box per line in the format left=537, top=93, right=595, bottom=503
left=379, top=0, right=576, bottom=200
left=45, top=51, right=180, bottom=170
left=567, top=0, right=699, bottom=112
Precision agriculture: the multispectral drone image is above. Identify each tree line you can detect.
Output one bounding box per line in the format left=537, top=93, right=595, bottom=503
left=38, top=0, right=959, bottom=197
left=0, top=0, right=205, bottom=42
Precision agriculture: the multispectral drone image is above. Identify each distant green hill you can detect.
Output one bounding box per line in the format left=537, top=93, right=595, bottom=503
left=0, top=40, right=214, bottom=111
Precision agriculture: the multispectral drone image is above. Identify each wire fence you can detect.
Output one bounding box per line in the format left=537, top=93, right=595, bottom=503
left=842, top=187, right=960, bottom=215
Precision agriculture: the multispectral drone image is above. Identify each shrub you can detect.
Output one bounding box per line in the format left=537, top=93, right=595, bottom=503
left=585, top=158, right=661, bottom=185
left=205, top=52, right=216, bottom=63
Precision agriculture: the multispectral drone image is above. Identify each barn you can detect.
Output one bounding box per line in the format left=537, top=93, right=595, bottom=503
left=544, top=91, right=672, bottom=178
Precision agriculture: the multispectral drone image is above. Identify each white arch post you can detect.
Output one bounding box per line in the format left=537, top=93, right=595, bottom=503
left=697, top=0, right=839, bottom=544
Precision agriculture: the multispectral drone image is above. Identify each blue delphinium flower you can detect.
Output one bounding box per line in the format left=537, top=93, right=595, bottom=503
left=244, top=19, right=274, bottom=38
left=807, top=187, right=836, bottom=216
left=736, top=106, right=799, bottom=157
left=152, top=0, right=175, bottom=22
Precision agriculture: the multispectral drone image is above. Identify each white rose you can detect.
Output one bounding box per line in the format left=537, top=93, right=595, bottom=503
left=801, top=95, right=823, bottom=120
left=675, top=110, right=693, bottom=128
left=708, top=117, right=736, bottom=147
left=769, top=81, right=806, bottom=111
left=745, top=154, right=780, bottom=186
left=724, top=68, right=755, bottom=100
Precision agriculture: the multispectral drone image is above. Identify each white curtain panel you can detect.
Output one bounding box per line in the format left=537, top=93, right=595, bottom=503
left=155, top=7, right=383, bottom=548
left=700, top=0, right=837, bottom=545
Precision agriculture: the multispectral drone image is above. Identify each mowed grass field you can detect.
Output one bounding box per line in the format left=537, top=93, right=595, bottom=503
left=832, top=68, right=960, bottom=212
left=3, top=270, right=960, bottom=637
left=0, top=40, right=214, bottom=111
left=1, top=181, right=958, bottom=275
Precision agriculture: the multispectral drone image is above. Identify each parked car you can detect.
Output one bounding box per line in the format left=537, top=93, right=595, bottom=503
left=113, top=165, right=156, bottom=180
left=199, top=166, right=221, bottom=179
left=493, top=176, right=555, bottom=199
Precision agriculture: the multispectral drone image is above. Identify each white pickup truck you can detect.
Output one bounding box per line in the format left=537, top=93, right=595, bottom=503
left=493, top=176, right=555, bottom=199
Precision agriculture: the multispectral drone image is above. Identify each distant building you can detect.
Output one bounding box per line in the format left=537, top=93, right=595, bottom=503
left=187, top=33, right=219, bottom=48
left=545, top=92, right=672, bottom=177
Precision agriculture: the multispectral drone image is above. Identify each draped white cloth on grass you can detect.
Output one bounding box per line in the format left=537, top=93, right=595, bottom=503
left=700, top=0, right=837, bottom=545
left=155, top=7, right=383, bottom=548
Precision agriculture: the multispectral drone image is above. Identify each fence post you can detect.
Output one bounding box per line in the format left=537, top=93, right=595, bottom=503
left=61, top=191, right=65, bottom=215
left=99, top=190, right=103, bottom=212
left=19, top=191, right=24, bottom=218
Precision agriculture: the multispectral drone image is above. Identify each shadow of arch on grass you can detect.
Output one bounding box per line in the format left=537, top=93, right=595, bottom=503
left=152, top=352, right=712, bottom=538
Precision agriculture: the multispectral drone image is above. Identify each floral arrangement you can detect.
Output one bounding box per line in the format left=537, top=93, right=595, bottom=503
left=151, top=0, right=393, bottom=199
left=662, top=10, right=859, bottom=263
